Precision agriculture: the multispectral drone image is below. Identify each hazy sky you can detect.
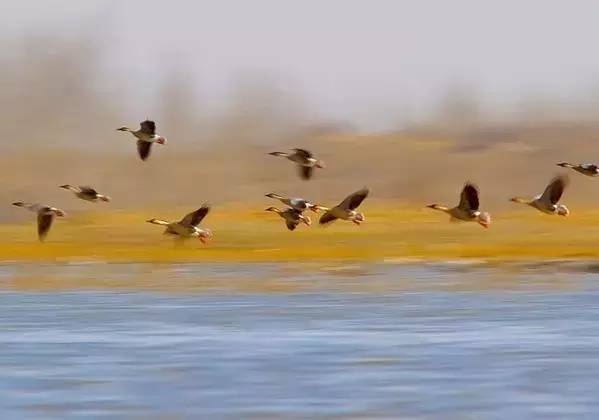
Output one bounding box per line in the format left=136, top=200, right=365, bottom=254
left=4, top=0, right=599, bottom=129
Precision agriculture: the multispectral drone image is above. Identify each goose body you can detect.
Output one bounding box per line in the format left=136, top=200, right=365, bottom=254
left=147, top=205, right=212, bottom=243
left=265, top=193, right=323, bottom=213
left=265, top=207, right=311, bottom=231
left=319, top=187, right=369, bottom=225
left=557, top=162, right=599, bottom=177
left=427, top=183, right=491, bottom=228
left=117, top=120, right=167, bottom=161
left=268, top=148, right=325, bottom=180
left=12, top=202, right=66, bottom=241
left=511, top=175, right=569, bottom=216
left=60, top=185, right=110, bottom=202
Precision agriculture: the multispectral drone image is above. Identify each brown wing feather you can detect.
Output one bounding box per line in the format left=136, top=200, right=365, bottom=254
left=319, top=212, right=338, bottom=225
left=37, top=213, right=54, bottom=241
left=79, top=186, right=98, bottom=195
left=459, top=183, right=479, bottom=211
left=299, top=165, right=313, bottom=180
left=140, top=120, right=156, bottom=135
left=293, top=148, right=313, bottom=159
left=541, top=175, right=568, bottom=204
left=137, top=140, right=152, bottom=161
left=180, top=205, right=210, bottom=227
left=339, top=188, right=370, bottom=210
left=286, top=219, right=299, bottom=231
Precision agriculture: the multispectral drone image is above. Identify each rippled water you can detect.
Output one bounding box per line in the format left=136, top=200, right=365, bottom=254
left=1, top=262, right=599, bottom=418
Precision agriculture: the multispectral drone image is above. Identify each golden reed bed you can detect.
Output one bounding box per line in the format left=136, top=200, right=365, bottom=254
left=2, top=203, right=599, bottom=263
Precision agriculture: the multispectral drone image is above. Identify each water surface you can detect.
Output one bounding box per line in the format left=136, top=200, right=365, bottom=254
left=1, top=262, right=598, bottom=419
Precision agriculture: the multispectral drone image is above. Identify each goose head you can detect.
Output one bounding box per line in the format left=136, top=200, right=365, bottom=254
left=315, top=160, right=325, bottom=169
left=156, top=136, right=167, bottom=145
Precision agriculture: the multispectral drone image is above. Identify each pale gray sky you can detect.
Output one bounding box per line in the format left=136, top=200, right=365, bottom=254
left=4, top=0, right=599, bottom=129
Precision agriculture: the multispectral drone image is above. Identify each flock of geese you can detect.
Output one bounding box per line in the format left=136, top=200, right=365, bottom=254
left=10, top=119, right=596, bottom=242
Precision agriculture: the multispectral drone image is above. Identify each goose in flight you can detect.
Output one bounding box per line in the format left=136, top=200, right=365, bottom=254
left=12, top=202, right=66, bottom=241
left=117, top=120, right=167, bottom=161
left=60, top=185, right=110, bottom=202
left=265, top=207, right=311, bottom=231
left=319, top=187, right=369, bottom=226
left=147, top=205, right=212, bottom=243
left=510, top=175, right=570, bottom=216
left=265, top=193, right=324, bottom=213
left=427, top=183, right=491, bottom=228
left=557, top=162, right=599, bottom=177
left=268, top=148, right=325, bottom=180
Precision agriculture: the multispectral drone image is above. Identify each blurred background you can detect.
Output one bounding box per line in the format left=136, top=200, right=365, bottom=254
left=3, top=0, right=599, bottom=218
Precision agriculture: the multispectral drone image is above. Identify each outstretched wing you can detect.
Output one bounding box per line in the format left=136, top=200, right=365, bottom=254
left=319, top=212, right=338, bottom=225
left=299, top=165, right=313, bottom=180
left=286, top=219, right=299, bottom=231
left=339, top=187, right=370, bottom=210
left=37, top=213, right=54, bottom=241
left=540, top=175, right=568, bottom=205
left=137, top=140, right=152, bottom=161
left=293, top=148, right=313, bottom=159
left=180, top=205, right=210, bottom=227
left=458, top=183, right=479, bottom=211
left=140, top=120, right=156, bottom=135
left=79, top=186, right=98, bottom=195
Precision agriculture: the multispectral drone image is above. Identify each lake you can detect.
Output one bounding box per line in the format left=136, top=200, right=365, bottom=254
left=1, top=261, right=599, bottom=418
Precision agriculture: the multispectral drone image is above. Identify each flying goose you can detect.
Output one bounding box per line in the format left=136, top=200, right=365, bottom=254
left=319, top=187, right=369, bottom=225
left=265, top=207, right=311, bottom=231
left=510, top=175, right=569, bottom=216
left=557, top=162, right=599, bottom=177
left=12, top=202, right=66, bottom=241
left=117, top=120, right=167, bottom=161
left=427, top=183, right=491, bottom=228
left=147, top=205, right=212, bottom=243
left=268, top=148, right=325, bottom=180
left=265, top=193, right=324, bottom=213
left=60, top=185, right=110, bottom=202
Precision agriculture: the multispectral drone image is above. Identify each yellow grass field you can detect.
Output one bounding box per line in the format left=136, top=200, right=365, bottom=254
left=2, top=202, right=599, bottom=263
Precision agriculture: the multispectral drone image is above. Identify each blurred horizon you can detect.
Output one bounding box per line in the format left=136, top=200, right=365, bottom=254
left=3, top=1, right=599, bottom=217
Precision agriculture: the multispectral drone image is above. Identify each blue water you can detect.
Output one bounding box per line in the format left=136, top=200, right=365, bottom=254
left=1, top=262, right=599, bottom=419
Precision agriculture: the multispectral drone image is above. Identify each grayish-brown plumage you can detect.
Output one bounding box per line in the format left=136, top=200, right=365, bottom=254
left=12, top=202, right=66, bottom=241
left=319, top=187, right=369, bottom=225
left=268, top=148, right=325, bottom=180
left=147, top=205, right=212, bottom=243
left=117, top=120, right=167, bottom=161
left=427, top=183, right=491, bottom=228
left=60, top=185, right=110, bottom=202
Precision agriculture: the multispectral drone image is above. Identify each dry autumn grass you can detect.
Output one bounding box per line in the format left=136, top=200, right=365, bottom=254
left=2, top=202, right=599, bottom=263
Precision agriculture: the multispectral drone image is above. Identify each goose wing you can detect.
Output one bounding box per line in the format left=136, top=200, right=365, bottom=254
left=286, top=219, right=299, bottom=231
left=540, top=175, right=568, bottom=205
left=137, top=140, right=152, bottom=161
left=338, top=187, right=370, bottom=210
left=139, top=120, right=156, bottom=135
left=293, top=148, right=313, bottom=159
left=299, top=165, right=313, bottom=180
left=79, top=186, right=98, bottom=195
left=37, top=213, right=54, bottom=241
left=458, top=183, right=480, bottom=211
left=180, top=205, right=210, bottom=227
left=319, top=212, right=338, bottom=225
